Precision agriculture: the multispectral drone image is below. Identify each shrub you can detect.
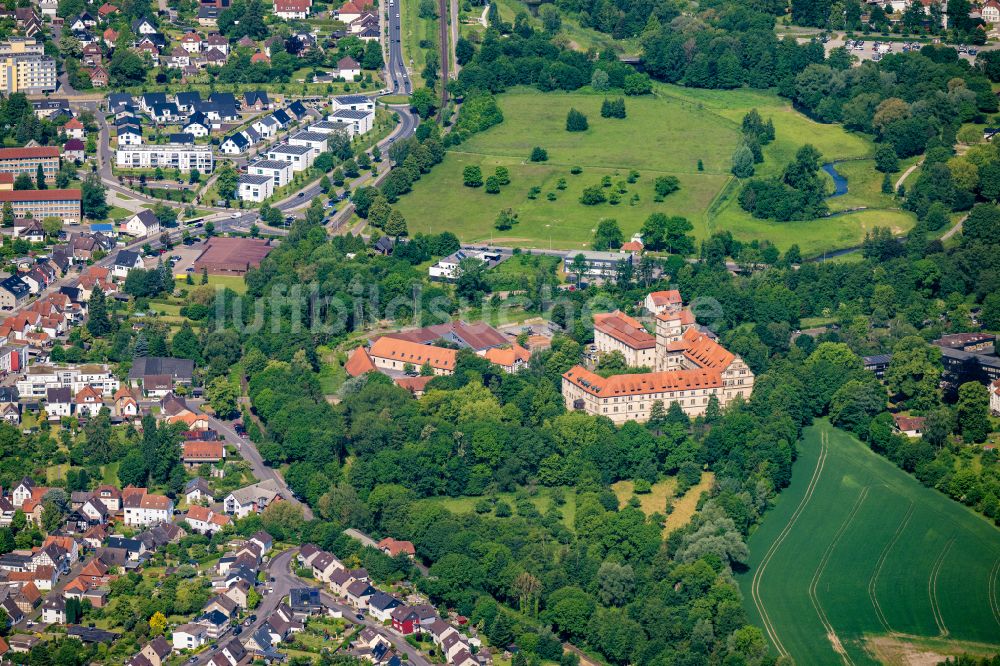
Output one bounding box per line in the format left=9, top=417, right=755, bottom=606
left=485, top=176, right=501, bottom=193
left=495, top=166, right=510, bottom=185
left=527, top=186, right=541, bottom=199
left=634, top=478, right=652, bottom=493
left=654, top=175, right=681, bottom=197
left=463, top=165, right=483, bottom=187
left=474, top=499, right=492, bottom=513
left=600, top=97, right=626, bottom=119
left=570, top=166, right=583, bottom=174
left=566, top=108, right=588, bottom=132
left=530, top=147, right=548, bottom=162
left=556, top=177, right=567, bottom=190
left=580, top=185, right=606, bottom=205
left=546, top=192, right=557, bottom=201
left=495, top=500, right=512, bottom=517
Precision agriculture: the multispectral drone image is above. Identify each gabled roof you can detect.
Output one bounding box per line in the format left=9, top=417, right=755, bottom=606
left=369, top=337, right=457, bottom=371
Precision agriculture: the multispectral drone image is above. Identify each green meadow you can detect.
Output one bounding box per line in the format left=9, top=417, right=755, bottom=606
left=394, top=85, right=915, bottom=256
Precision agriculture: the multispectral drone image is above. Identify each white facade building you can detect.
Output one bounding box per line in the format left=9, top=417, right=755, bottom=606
left=115, top=144, right=214, bottom=173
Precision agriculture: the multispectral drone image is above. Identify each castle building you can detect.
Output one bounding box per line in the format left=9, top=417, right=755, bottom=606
left=561, top=291, right=754, bottom=423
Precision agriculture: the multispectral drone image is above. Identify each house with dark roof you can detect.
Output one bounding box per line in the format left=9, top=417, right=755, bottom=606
left=112, top=249, right=143, bottom=278
left=220, top=132, right=249, bottom=155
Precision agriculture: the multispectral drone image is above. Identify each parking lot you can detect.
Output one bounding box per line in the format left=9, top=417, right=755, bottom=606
left=824, top=33, right=994, bottom=65
left=142, top=242, right=206, bottom=277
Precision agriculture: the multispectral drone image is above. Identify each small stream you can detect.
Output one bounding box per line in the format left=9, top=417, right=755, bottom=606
left=822, top=162, right=848, bottom=197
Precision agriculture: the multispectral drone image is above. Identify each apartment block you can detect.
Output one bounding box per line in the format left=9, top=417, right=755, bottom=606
left=115, top=144, right=214, bottom=173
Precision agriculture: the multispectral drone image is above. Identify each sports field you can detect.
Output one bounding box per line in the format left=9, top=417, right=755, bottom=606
left=738, top=420, right=1000, bottom=665
left=394, top=85, right=915, bottom=256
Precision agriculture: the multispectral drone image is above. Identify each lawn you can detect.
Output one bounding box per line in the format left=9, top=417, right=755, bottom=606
left=175, top=274, right=247, bottom=294
left=612, top=473, right=715, bottom=535
left=420, top=486, right=577, bottom=530
left=738, top=420, right=1000, bottom=665
left=318, top=344, right=348, bottom=395
left=395, top=85, right=916, bottom=256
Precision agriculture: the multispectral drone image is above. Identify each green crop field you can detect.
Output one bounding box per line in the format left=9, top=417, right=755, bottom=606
left=394, top=85, right=915, bottom=256
left=738, top=420, right=1000, bottom=665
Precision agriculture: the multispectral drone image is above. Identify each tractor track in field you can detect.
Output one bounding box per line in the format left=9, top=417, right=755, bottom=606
left=987, top=559, right=1000, bottom=630
left=928, top=539, right=954, bottom=638
left=989, top=559, right=1000, bottom=629
left=808, top=485, right=870, bottom=666
left=750, top=429, right=830, bottom=659
left=868, top=501, right=915, bottom=634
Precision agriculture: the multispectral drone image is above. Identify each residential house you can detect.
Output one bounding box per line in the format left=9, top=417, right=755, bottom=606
left=376, top=537, right=415, bottom=558
left=223, top=479, right=280, bottom=518
left=237, top=174, right=273, bottom=203
left=335, top=56, right=360, bottom=79
left=244, top=91, right=270, bottom=110
left=172, top=623, right=208, bottom=651
left=184, top=477, right=214, bottom=504
left=181, top=440, right=225, bottom=467
left=117, top=125, right=143, bottom=146
left=122, top=490, right=173, bottom=527
left=220, top=133, right=249, bottom=155
left=45, top=386, right=73, bottom=419
left=367, top=591, right=402, bottom=622
left=139, top=637, right=172, bottom=666
left=274, top=0, right=311, bottom=18
left=345, top=580, right=376, bottom=609
left=74, top=384, right=104, bottom=418
left=112, top=250, right=143, bottom=278
left=184, top=505, right=231, bottom=535
left=41, top=594, right=66, bottom=624
left=183, top=113, right=211, bottom=137
left=63, top=139, right=85, bottom=162
left=62, top=118, right=85, bottom=140
left=266, top=143, right=314, bottom=171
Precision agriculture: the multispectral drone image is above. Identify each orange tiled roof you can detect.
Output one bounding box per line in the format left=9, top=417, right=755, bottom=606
left=678, top=327, right=734, bottom=370
left=182, top=441, right=223, bottom=459
left=482, top=344, right=531, bottom=368
left=74, top=385, right=103, bottom=403
left=563, top=365, right=721, bottom=397
left=648, top=289, right=682, bottom=307
left=369, top=337, right=457, bottom=371
left=344, top=346, right=375, bottom=377
left=656, top=308, right=696, bottom=325
left=594, top=311, right=655, bottom=350
left=394, top=375, right=433, bottom=393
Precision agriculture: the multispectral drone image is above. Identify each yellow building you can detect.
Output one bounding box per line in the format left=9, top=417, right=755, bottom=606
left=0, top=38, right=56, bottom=93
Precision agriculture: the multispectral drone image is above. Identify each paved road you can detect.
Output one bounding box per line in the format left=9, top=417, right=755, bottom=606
left=192, top=547, right=299, bottom=665
left=386, top=1, right=411, bottom=94
left=272, top=103, right=418, bottom=214
left=205, top=414, right=314, bottom=520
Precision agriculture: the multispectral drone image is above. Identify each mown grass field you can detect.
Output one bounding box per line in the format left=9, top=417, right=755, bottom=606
left=738, top=420, right=1000, bottom=665
left=395, top=85, right=916, bottom=256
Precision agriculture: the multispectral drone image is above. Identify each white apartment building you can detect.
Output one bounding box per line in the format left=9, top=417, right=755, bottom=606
left=265, top=143, right=314, bottom=172
left=115, top=144, right=214, bottom=173
left=248, top=159, right=294, bottom=188
left=330, top=94, right=374, bottom=113
left=238, top=174, right=274, bottom=202
left=288, top=130, right=329, bottom=156
left=307, top=120, right=354, bottom=137
left=327, top=109, right=373, bottom=134
left=17, top=364, right=120, bottom=397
